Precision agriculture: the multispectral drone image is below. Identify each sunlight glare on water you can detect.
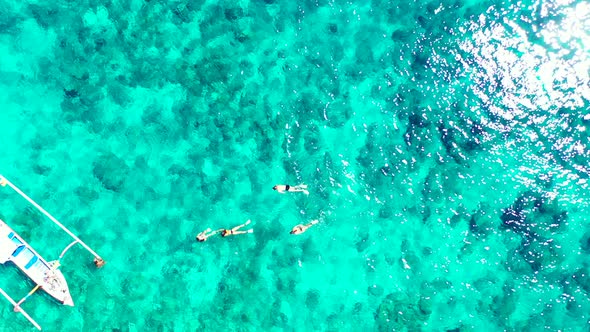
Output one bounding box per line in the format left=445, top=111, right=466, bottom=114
left=459, top=1, right=589, bottom=111
left=454, top=0, right=590, bottom=195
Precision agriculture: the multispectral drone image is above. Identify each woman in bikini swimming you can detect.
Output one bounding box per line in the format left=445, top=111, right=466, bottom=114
left=290, top=219, right=319, bottom=235
left=221, top=220, right=254, bottom=237
left=273, top=184, right=309, bottom=195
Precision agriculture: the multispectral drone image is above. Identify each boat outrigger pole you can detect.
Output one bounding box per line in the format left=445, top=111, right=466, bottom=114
left=0, top=288, right=41, bottom=330
left=0, top=175, right=105, bottom=268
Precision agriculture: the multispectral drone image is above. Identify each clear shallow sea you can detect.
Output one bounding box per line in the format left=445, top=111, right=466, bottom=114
left=0, top=0, right=589, bottom=330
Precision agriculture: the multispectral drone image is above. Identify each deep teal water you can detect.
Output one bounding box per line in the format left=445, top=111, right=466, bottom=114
left=0, top=0, right=589, bottom=330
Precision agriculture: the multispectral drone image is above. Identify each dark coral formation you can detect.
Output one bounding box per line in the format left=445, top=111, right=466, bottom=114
left=374, top=292, right=430, bottom=331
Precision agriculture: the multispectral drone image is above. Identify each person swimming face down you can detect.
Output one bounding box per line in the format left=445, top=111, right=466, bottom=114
left=290, top=225, right=305, bottom=235
left=273, top=184, right=309, bottom=195
left=220, top=220, right=253, bottom=237
left=290, top=219, right=319, bottom=235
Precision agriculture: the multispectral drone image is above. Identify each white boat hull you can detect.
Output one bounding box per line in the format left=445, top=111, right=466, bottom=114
left=0, top=219, right=73, bottom=306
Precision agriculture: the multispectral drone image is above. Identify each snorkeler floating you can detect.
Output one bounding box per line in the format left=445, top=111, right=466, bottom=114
left=273, top=184, right=309, bottom=195
left=290, top=219, right=319, bottom=235
left=94, top=258, right=106, bottom=268
left=220, top=220, right=254, bottom=237
left=195, top=221, right=254, bottom=241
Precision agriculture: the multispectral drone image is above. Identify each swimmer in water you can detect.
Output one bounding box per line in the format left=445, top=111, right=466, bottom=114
left=220, top=220, right=254, bottom=237
left=273, top=184, right=309, bottom=195
left=290, top=219, right=319, bottom=235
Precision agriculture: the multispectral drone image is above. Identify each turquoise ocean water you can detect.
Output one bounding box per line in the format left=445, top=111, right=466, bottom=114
left=0, top=0, right=589, bottom=330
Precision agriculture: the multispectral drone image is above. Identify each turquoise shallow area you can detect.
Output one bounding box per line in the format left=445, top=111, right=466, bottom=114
left=0, top=0, right=589, bottom=330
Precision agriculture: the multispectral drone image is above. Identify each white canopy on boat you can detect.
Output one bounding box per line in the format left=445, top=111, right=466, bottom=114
left=0, top=237, right=19, bottom=264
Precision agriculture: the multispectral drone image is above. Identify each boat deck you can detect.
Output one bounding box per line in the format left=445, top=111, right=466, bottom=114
left=0, top=220, right=73, bottom=306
